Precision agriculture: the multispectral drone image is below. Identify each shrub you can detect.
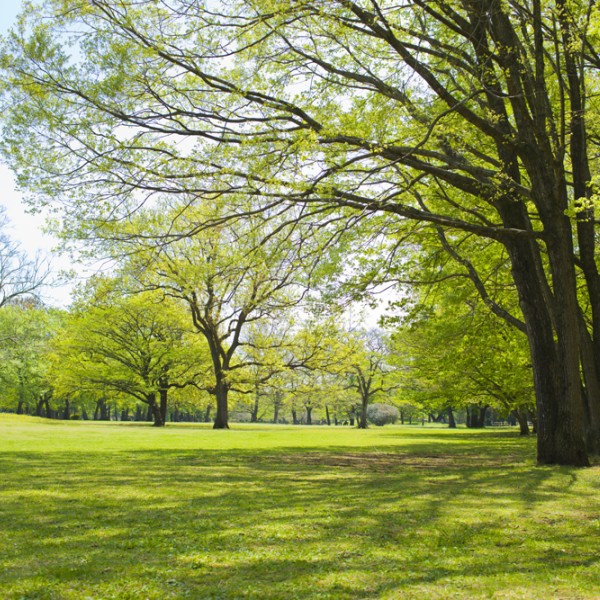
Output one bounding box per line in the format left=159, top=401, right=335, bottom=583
left=367, top=403, right=399, bottom=426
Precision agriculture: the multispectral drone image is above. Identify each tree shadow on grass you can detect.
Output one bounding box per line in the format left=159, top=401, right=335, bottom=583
left=0, top=443, right=598, bottom=599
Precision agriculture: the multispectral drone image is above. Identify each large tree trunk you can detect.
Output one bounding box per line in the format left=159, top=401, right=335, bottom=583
left=148, top=393, right=165, bottom=427
left=212, top=379, right=230, bottom=429
left=578, top=316, right=600, bottom=455
left=507, top=230, right=589, bottom=465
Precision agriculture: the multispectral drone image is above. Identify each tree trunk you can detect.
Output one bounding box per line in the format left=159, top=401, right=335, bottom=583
left=447, top=407, right=456, bottom=429
left=514, top=408, right=530, bottom=436
left=204, top=403, right=212, bottom=423
left=325, top=404, right=331, bottom=426
left=511, top=241, right=588, bottom=464
left=305, top=405, right=312, bottom=425
left=358, top=395, right=368, bottom=429
left=578, top=316, right=600, bottom=454
left=35, top=397, right=44, bottom=417
left=466, top=405, right=486, bottom=428
left=147, top=393, right=165, bottom=427
left=292, top=408, right=298, bottom=424
left=251, top=388, right=260, bottom=423
left=100, top=399, right=110, bottom=421
left=212, top=379, right=230, bottom=429
left=63, top=397, right=71, bottom=420
left=134, top=404, right=143, bottom=421
left=159, top=388, right=168, bottom=425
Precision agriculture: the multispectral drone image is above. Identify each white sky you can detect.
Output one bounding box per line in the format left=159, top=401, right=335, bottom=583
left=0, top=1, right=76, bottom=306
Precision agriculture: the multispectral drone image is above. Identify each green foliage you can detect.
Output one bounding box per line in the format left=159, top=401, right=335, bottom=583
left=0, top=302, right=60, bottom=413
left=52, top=279, right=208, bottom=417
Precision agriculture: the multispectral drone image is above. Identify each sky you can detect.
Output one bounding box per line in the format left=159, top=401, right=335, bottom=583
left=0, top=1, right=77, bottom=306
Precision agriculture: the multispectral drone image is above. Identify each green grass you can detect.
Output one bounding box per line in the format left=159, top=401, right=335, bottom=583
left=0, top=416, right=598, bottom=599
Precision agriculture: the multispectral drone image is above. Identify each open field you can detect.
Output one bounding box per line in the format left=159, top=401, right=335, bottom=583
left=0, top=416, right=598, bottom=599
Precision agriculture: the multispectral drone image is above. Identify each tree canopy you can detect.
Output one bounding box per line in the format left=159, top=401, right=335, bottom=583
left=2, top=0, right=600, bottom=463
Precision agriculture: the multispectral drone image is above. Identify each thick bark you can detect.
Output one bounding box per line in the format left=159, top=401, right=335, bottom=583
left=325, top=404, right=331, bottom=426
left=578, top=316, right=600, bottom=454
left=509, top=229, right=589, bottom=465
left=305, top=405, right=313, bottom=425
left=212, top=378, right=230, bottom=429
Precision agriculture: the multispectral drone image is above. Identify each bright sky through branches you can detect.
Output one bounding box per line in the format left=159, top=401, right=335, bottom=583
left=0, top=1, right=75, bottom=306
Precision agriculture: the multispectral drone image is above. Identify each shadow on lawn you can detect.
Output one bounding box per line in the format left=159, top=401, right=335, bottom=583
left=0, top=440, right=598, bottom=599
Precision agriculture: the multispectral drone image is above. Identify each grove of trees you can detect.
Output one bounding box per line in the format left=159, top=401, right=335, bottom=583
left=1, top=0, right=599, bottom=465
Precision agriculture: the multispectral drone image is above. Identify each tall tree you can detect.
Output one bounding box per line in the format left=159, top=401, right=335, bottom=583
left=2, top=1, right=600, bottom=463
left=122, top=204, right=316, bottom=429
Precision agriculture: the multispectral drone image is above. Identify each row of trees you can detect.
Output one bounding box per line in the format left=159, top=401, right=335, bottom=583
left=1, top=0, right=596, bottom=463
left=0, top=283, right=533, bottom=430
left=0, top=197, right=535, bottom=432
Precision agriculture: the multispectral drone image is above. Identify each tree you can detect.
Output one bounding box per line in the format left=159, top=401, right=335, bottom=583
left=120, top=203, right=319, bottom=429
left=2, top=1, right=600, bottom=463
left=0, top=301, right=58, bottom=416
left=343, top=329, right=397, bottom=429
left=54, top=281, right=206, bottom=426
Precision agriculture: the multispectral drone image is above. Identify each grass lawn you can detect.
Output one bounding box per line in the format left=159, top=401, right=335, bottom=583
left=0, top=415, right=598, bottom=599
